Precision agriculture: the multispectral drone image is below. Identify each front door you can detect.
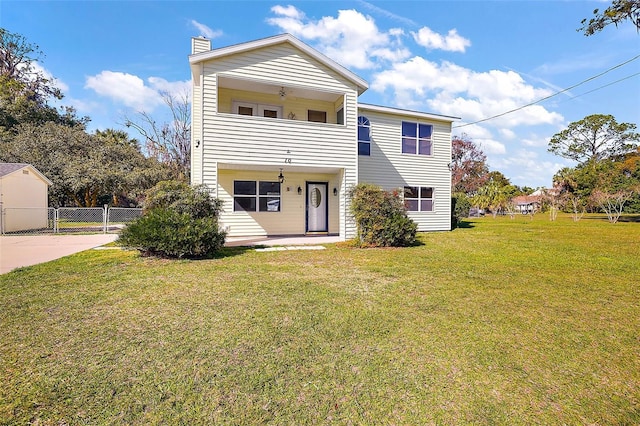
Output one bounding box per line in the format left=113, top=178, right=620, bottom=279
left=306, top=182, right=328, bottom=233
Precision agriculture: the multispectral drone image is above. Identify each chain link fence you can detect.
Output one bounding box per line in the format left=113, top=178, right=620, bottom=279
left=0, top=206, right=142, bottom=235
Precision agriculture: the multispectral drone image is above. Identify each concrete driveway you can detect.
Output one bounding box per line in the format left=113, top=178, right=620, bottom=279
left=0, top=234, right=118, bottom=274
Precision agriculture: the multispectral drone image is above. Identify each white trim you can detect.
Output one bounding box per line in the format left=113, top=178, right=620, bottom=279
left=231, top=100, right=283, bottom=119
left=359, top=103, right=460, bottom=123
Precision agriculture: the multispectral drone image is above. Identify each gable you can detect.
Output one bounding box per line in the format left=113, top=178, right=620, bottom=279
left=191, top=34, right=368, bottom=95
left=0, top=163, right=52, bottom=185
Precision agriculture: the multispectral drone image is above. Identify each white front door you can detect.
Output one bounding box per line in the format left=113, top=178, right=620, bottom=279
left=306, top=182, right=328, bottom=233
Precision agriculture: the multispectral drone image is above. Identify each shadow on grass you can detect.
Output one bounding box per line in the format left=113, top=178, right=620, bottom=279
left=582, top=214, right=640, bottom=223
left=205, top=245, right=256, bottom=259
left=454, top=220, right=476, bottom=229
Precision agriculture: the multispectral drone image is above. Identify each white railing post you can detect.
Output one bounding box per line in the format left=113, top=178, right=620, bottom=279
left=103, top=204, right=108, bottom=234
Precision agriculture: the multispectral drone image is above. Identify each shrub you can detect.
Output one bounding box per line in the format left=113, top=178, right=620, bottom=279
left=118, top=180, right=226, bottom=258
left=452, top=192, right=472, bottom=228
left=143, top=180, right=223, bottom=219
left=118, top=209, right=225, bottom=258
left=349, top=183, right=417, bottom=247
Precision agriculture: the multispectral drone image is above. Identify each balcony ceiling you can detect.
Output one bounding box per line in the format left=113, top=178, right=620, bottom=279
left=218, top=76, right=342, bottom=103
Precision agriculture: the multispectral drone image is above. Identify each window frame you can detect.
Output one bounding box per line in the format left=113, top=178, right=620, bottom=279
left=233, top=180, right=282, bottom=212
left=232, top=101, right=283, bottom=119
left=403, top=186, right=434, bottom=212
left=401, top=121, right=433, bottom=156
left=308, top=109, right=327, bottom=123
left=358, top=116, right=371, bottom=156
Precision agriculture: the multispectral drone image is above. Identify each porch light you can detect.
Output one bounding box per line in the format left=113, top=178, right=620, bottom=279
left=278, top=168, right=285, bottom=183
left=297, top=186, right=302, bottom=195
left=333, top=187, right=338, bottom=196
left=279, top=87, right=286, bottom=100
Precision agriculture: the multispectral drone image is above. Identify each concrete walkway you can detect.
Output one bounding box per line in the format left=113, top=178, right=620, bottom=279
left=0, top=234, right=341, bottom=275
left=0, top=234, right=118, bottom=274
left=225, top=235, right=342, bottom=247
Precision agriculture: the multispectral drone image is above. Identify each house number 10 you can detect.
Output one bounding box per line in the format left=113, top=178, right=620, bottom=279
left=284, top=158, right=292, bottom=164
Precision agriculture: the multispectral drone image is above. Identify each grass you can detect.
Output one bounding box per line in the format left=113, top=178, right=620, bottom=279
left=1, top=214, right=639, bottom=424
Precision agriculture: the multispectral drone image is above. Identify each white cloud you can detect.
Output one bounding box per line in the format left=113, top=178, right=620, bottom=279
left=521, top=135, right=550, bottom=148
left=490, top=149, right=568, bottom=188
left=85, top=71, right=189, bottom=112
left=267, top=5, right=410, bottom=69
left=30, top=62, right=69, bottom=93
left=477, top=138, right=507, bottom=155
left=189, top=20, right=222, bottom=39
left=499, top=128, right=516, bottom=139
left=411, top=27, right=471, bottom=52
left=356, top=0, right=418, bottom=27
left=372, top=57, right=564, bottom=128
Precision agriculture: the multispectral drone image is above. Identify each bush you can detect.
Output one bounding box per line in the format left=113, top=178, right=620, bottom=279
left=452, top=192, right=472, bottom=228
left=118, top=181, right=226, bottom=258
left=118, top=209, right=226, bottom=258
left=144, top=180, right=223, bottom=219
left=349, top=183, right=417, bottom=247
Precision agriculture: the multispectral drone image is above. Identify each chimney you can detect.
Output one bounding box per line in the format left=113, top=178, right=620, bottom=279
left=191, top=36, right=211, bottom=54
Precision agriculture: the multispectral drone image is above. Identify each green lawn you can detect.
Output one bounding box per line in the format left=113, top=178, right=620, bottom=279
left=1, top=215, right=639, bottom=424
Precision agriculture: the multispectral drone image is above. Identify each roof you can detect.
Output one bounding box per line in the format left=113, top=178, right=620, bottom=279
left=358, top=103, right=460, bottom=123
left=512, top=195, right=541, bottom=205
left=189, top=33, right=369, bottom=95
left=0, top=163, right=53, bottom=185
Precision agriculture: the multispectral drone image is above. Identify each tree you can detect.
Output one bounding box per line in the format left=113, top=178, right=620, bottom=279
left=548, top=114, right=639, bottom=165
left=451, top=134, right=489, bottom=194
left=124, top=91, right=191, bottom=181
left=579, top=0, right=640, bottom=36
left=589, top=156, right=640, bottom=221
left=0, top=28, right=87, bottom=134
left=472, top=173, right=519, bottom=218
left=0, top=122, right=169, bottom=206
left=0, top=28, right=61, bottom=102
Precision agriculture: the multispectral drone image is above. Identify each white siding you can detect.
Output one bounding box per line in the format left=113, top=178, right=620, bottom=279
left=190, top=64, right=204, bottom=185
left=194, top=42, right=360, bottom=238
left=0, top=168, right=49, bottom=232
left=218, top=170, right=342, bottom=237
left=357, top=109, right=452, bottom=232
left=209, top=44, right=353, bottom=93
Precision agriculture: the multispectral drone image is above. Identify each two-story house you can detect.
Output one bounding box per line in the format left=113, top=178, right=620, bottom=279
left=189, top=34, right=458, bottom=240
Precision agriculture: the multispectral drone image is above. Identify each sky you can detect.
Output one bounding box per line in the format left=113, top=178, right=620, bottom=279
left=2, top=0, right=639, bottom=188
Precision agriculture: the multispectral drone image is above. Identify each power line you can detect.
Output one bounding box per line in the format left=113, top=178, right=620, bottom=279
left=453, top=54, right=640, bottom=129
left=556, top=72, right=640, bottom=103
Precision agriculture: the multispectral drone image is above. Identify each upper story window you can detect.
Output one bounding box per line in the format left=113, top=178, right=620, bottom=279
left=402, top=122, right=432, bottom=155
left=404, top=186, right=434, bottom=212
left=358, top=116, right=371, bottom=156
left=308, top=110, right=327, bottom=123
left=232, top=101, right=282, bottom=119
left=233, top=180, right=281, bottom=212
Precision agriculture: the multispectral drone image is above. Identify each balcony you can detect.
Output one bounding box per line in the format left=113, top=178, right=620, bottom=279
left=216, top=76, right=346, bottom=125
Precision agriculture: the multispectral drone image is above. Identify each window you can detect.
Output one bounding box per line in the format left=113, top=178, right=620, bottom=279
left=232, top=101, right=282, bottom=119
left=336, top=107, right=344, bottom=125
left=308, top=110, right=327, bottom=123
left=402, top=122, right=432, bottom=155
left=358, top=116, right=371, bottom=156
left=404, top=186, right=434, bottom=212
left=234, top=180, right=281, bottom=212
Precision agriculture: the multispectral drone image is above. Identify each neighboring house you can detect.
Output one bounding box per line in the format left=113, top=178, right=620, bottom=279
left=512, top=188, right=558, bottom=214
left=189, top=34, right=459, bottom=239
left=512, top=195, right=540, bottom=214
left=0, top=163, right=52, bottom=233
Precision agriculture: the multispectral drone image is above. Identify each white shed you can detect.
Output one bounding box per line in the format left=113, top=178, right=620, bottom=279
left=0, top=163, right=52, bottom=233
